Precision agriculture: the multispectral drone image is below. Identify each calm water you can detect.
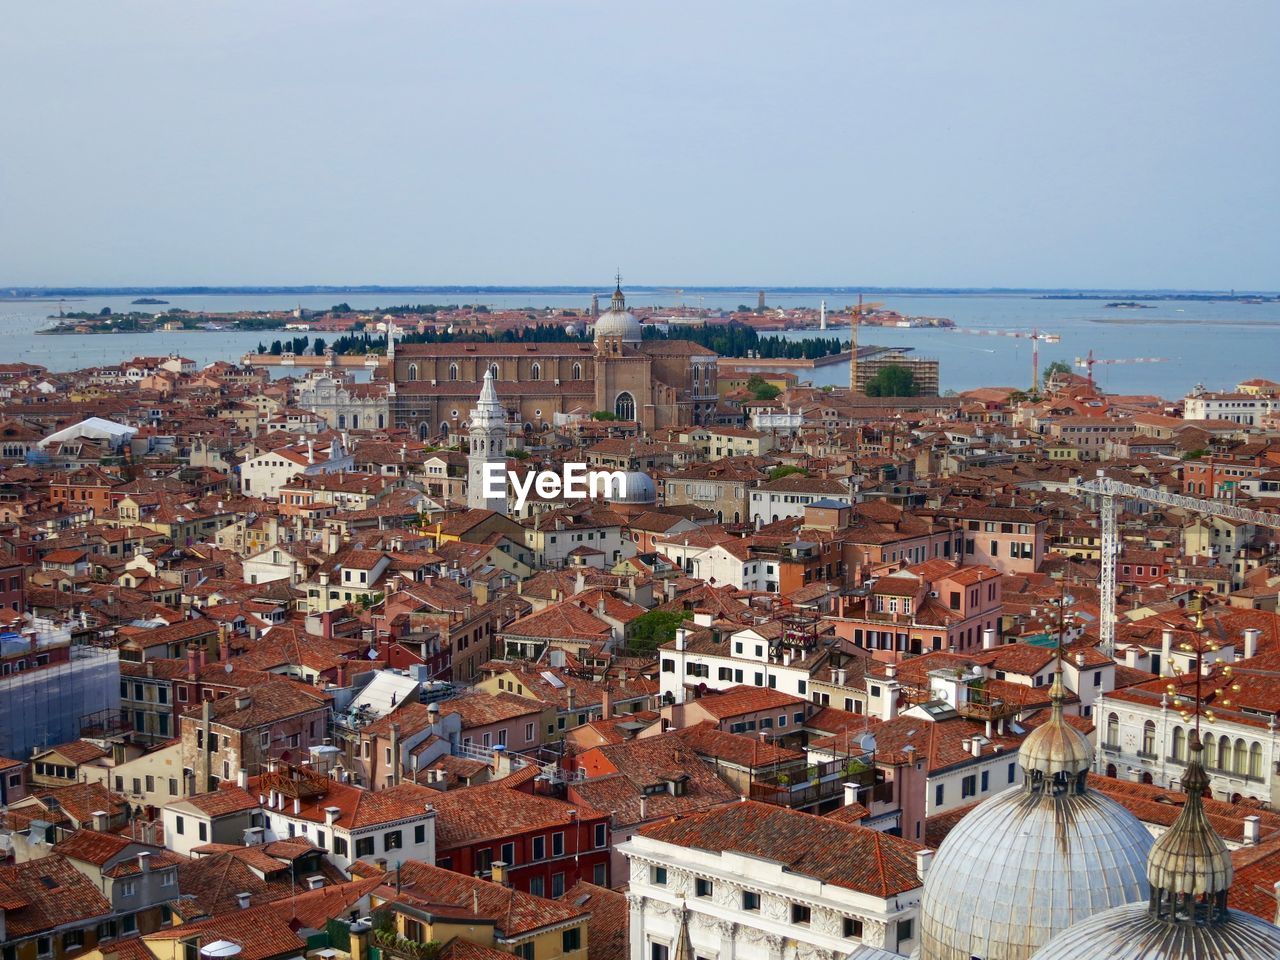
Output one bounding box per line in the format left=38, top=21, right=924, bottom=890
left=1, top=291, right=1276, bottom=397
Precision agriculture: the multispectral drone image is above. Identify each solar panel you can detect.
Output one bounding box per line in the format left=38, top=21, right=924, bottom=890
left=540, top=670, right=565, bottom=688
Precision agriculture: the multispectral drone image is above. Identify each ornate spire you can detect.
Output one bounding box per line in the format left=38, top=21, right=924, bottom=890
left=478, top=365, right=500, bottom=406
left=611, top=271, right=625, bottom=311
left=1018, top=590, right=1092, bottom=791
left=1146, top=731, right=1232, bottom=925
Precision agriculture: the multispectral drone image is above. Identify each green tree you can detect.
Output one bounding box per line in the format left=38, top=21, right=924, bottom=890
left=628, top=609, right=693, bottom=654
left=768, top=465, right=808, bottom=481
left=746, top=375, right=781, bottom=401
left=590, top=411, right=617, bottom=421
left=1043, top=361, right=1072, bottom=383
left=864, top=365, right=917, bottom=397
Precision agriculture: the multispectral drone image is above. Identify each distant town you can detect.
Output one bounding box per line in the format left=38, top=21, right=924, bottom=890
left=0, top=282, right=1278, bottom=960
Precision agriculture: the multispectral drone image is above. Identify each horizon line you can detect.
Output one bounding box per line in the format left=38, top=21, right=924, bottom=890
left=4, top=284, right=1277, bottom=298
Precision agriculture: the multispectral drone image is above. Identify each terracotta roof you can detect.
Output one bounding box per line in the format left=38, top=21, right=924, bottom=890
left=428, top=778, right=605, bottom=851
left=143, top=902, right=307, bottom=960
left=561, top=881, right=629, bottom=960
left=687, top=684, right=805, bottom=719
left=0, top=854, right=113, bottom=938
left=637, top=800, right=923, bottom=897
left=369, top=860, right=588, bottom=938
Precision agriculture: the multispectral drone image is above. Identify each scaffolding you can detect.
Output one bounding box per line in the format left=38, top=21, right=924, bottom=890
left=0, top=645, right=121, bottom=759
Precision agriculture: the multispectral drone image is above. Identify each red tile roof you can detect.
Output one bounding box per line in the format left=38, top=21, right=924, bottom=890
left=637, top=800, right=923, bottom=897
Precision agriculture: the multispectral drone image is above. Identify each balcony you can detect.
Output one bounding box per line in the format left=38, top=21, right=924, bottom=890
left=748, top=756, right=877, bottom=807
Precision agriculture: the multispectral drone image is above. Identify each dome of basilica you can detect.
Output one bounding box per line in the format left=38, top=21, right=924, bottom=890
left=1029, top=731, right=1280, bottom=960
left=612, top=470, right=657, bottom=504
left=593, top=281, right=643, bottom=344
left=918, top=671, right=1154, bottom=960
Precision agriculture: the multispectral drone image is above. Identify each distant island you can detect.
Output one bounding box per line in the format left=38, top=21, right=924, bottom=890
left=1040, top=292, right=1279, bottom=303
left=1104, top=301, right=1155, bottom=309
left=131, top=297, right=169, bottom=305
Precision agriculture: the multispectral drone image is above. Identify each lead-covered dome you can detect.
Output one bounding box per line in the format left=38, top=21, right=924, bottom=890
left=1030, top=732, right=1280, bottom=960
left=918, top=669, right=1153, bottom=960
left=593, top=282, right=643, bottom=344
left=612, top=471, right=656, bottom=504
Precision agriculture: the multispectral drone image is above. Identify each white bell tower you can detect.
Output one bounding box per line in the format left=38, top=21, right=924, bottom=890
left=467, top=367, right=508, bottom=512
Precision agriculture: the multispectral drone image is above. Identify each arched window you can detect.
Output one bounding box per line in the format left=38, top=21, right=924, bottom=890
left=489, top=363, right=500, bottom=380
left=1105, top=713, right=1119, bottom=748
left=351, top=414, right=359, bottom=429
left=1249, top=742, right=1263, bottom=779
left=1204, top=733, right=1218, bottom=769
left=408, top=363, right=418, bottom=381
left=418, top=422, right=431, bottom=441
left=1235, top=738, right=1248, bottom=774
left=337, top=414, right=346, bottom=429
left=439, top=422, right=450, bottom=437
left=1172, top=726, right=1186, bottom=762
left=572, top=362, right=582, bottom=381
left=377, top=414, right=385, bottom=429
left=531, top=362, right=541, bottom=381
left=1141, top=721, right=1155, bottom=756
left=449, top=363, right=459, bottom=381
left=615, top=391, right=635, bottom=421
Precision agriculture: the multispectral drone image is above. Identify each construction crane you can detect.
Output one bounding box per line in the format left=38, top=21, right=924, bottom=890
left=1074, top=349, right=1172, bottom=386
left=946, top=328, right=1061, bottom=390
left=1069, top=471, right=1280, bottom=658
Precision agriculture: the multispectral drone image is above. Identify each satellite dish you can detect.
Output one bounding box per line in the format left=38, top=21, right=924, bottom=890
left=858, top=733, right=877, bottom=753
left=200, top=942, right=242, bottom=959
left=224, top=662, right=233, bottom=674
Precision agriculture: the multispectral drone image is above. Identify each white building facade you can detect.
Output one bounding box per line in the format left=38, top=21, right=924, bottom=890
left=621, top=813, right=922, bottom=960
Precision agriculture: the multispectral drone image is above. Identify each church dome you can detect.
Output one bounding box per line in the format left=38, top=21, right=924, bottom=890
left=1026, top=901, right=1280, bottom=960
left=593, top=281, right=643, bottom=344
left=1029, top=732, right=1280, bottom=960
left=612, top=471, right=657, bottom=504
left=918, top=669, right=1153, bottom=960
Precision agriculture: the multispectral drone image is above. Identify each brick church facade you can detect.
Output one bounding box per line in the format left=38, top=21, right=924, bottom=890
left=390, top=284, right=717, bottom=439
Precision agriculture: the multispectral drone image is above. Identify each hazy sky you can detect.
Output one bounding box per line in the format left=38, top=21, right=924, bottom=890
left=3, top=2, right=1277, bottom=289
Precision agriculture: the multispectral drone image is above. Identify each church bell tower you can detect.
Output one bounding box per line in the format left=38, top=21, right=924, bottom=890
left=467, top=368, right=509, bottom=513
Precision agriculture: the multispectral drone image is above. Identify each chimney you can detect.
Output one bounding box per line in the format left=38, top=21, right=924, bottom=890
left=91, top=810, right=110, bottom=832
left=843, top=783, right=860, bottom=807
left=389, top=723, right=401, bottom=786
left=235, top=693, right=251, bottom=711
left=186, top=644, right=198, bottom=679
left=1244, top=815, right=1261, bottom=846
left=971, top=738, right=982, bottom=758
left=237, top=768, right=248, bottom=788
left=982, top=628, right=996, bottom=650
left=306, top=439, right=315, bottom=464
left=639, top=796, right=649, bottom=821
left=916, top=849, right=934, bottom=882
left=293, top=797, right=301, bottom=815
left=1161, top=629, right=1174, bottom=676
left=336, top=657, right=348, bottom=688
left=236, top=892, right=251, bottom=910
left=1243, top=628, right=1261, bottom=661
left=567, top=688, right=576, bottom=711
left=491, top=861, right=510, bottom=887
left=137, top=851, right=151, bottom=873
left=601, top=684, right=613, bottom=719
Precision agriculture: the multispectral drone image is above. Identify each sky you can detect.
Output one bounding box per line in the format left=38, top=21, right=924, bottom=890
left=2, top=2, right=1277, bottom=290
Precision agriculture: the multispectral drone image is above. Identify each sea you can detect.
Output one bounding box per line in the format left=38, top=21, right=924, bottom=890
left=1, top=290, right=1276, bottom=397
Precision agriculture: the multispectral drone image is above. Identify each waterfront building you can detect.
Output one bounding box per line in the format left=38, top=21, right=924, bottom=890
left=391, top=281, right=718, bottom=439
